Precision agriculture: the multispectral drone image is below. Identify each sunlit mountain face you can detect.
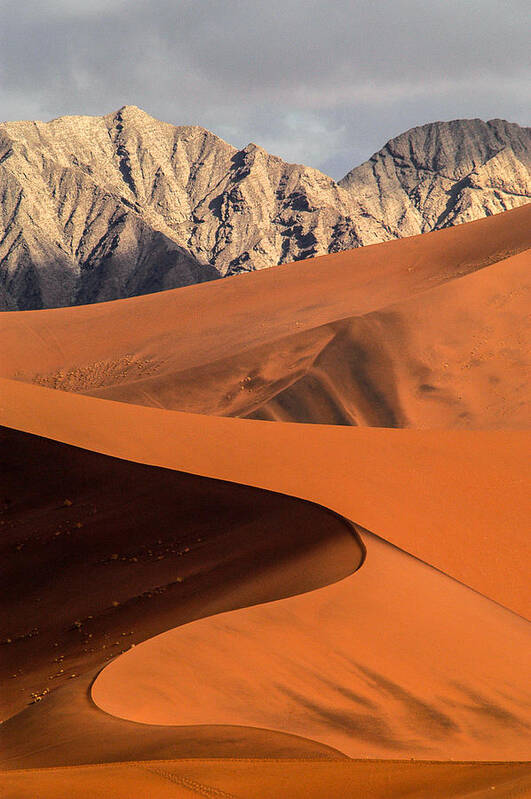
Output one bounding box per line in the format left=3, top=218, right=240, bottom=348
left=1, top=108, right=529, bottom=310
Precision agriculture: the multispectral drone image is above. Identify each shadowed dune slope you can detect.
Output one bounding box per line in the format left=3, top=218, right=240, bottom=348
left=246, top=249, right=530, bottom=427
left=1, top=205, right=530, bottom=429
left=2, top=760, right=531, bottom=799
left=0, top=426, right=362, bottom=722
left=1, top=378, right=529, bottom=618
left=4, top=427, right=528, bottom=766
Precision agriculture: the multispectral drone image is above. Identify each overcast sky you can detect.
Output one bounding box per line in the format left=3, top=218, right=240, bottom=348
left=1, top=0, right=529, bottom=178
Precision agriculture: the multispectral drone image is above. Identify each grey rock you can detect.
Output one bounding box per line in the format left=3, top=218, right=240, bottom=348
left=340, top=118, right=531, bottom=239
left=0, top=108, right=529, bottom=310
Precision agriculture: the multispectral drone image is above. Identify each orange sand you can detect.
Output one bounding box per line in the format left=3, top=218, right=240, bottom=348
left=1, top=205, right=529, bottom=430
left=1, top=207, right=530, bottom=794
left=1, top=378, right=529, bottom=617
left=93, top=530, right=531, bottom=760
left=248, top=249, right=531, bottom=427
left=0, top=425, right=361, bottom=721
left=2, top=759, right=530, bottom=799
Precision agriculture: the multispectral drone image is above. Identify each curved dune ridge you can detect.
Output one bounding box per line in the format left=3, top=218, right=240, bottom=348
left=1, top=204, right=530, bottom=429
left=92, top=529, right=531, bottom=760
left=1, top=208, right=530, bottom=795
left=1, top=385, right=530, bottom=795
left=2, top=378, right=530, bottom=618
left=0, top=425, right=362, bottom=722
left=1, top=384, right=530, bottom=792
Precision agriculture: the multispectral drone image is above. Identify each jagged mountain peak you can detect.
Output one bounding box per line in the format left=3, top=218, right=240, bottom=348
left=113, top=103, right=149, bottom=117
left=0, top=110, right=529, bottom=310
left=339, top=117, right=530, bottom=236
left=341, top=117, right=530, bottom=183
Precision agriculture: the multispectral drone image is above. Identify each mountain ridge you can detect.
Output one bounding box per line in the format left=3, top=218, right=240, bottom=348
left=1, top=107, right=529, bottom=310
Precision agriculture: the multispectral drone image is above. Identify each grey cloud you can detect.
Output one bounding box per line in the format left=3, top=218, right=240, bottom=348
left=1, top=0, right=529, bottom=178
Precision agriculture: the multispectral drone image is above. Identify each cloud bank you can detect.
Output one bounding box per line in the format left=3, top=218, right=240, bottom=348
left=1, top=0, right=529, bottom=177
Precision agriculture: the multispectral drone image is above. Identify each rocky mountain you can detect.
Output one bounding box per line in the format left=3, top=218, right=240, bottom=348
left=1, top=107, right=529, bottom=310
left=339, top=118, right=531, bottom=239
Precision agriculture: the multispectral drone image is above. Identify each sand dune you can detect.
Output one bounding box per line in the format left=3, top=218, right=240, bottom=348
left=1, top=384, right=529, bottom=771
left=247, top=249, right=531, bottom=427
left=1, top=205, right=530, bottom=430
left=0, top=425, right=361, bottom=722
left=1, top=207, right=529, bottom=795
left=1, top=378, right=529, bottom=617
left=92, top=530, right=531, bottom=760
left=85, top=247, right=529, bottom=428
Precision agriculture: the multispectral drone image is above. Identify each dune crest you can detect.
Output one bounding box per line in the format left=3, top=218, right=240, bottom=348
left=92, top=530, right=531, bottom=760
left=1, top=377, right=529, bottom=617
left=0, top=425, right=362, bottom=721
left=1, top=205, right=530, bottom=430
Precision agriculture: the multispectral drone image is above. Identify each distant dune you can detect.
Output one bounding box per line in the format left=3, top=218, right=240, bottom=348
left=247, top=248, right=530, bottom=427
left=2, top=204, right=530, bottom=429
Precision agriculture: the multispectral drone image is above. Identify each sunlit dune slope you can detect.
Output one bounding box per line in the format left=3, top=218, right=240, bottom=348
left=0, top=426, right=361, bottom=721
left=93, top=529, right=531, bottom=760
left=1, top=205, right=530, bottom=428
left=1, top=378, right=529, bottom=618
left=2, top=759, right=531, bottom=799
